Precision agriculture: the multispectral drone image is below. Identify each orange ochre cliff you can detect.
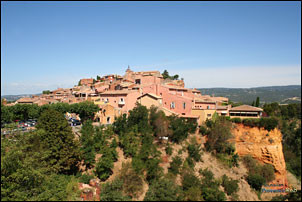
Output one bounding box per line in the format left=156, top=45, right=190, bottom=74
left=231, top=124, right=288, bottom=190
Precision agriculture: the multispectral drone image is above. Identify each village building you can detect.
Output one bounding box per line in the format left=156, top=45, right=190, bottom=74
left=11, top=67, right=262, bottom=124
left=229, top=105, right=263, bottom=119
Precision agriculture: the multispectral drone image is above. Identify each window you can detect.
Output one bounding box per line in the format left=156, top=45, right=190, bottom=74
left=120, top=98, right=124, bottom=102
left=207, top=114, right=211, bottom=117
left=183, top=102, right=186, bottom=109
left=171, top=102, right=175, bottom=109
left=207, top=106, right=210, bottom=109
left=107, top=117, right=110, bottom=124
left=159, top=99, right=162, bottom=104
left=135, top=79, right=141, bottom=84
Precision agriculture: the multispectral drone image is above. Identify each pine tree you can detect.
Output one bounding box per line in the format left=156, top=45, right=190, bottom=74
left=255, top=97, right=260, bottom=107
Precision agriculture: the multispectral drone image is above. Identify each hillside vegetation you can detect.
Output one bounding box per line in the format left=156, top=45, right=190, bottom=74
left=1, top=102, right=301, bottom=201
left=198, top=85, right=301, bottom=104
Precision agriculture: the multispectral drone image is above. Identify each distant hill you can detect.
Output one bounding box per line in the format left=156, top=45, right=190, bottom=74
left=198, top=85, right=301, bottom=105
left=1, top=93, right=41, bottom=102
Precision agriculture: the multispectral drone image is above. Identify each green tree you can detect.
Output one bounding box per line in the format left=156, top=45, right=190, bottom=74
left=247, top=173, right=266, bottom=191
left=169, top=156, right=183, bottom=175
left=36, top=109, right=81, bottom=174
left=221, top=174, right=239, bottom=196
left=162, top=70, right=170, bottom=79
left=96, top=75, right=101, bottom=81
left=1, top=104, right=14, bottom=125
left=99, top=178, right=131, bottom=201
left=94, top=156, right=114, bottom=181
left=144, top=178, right=182, bottom=201
left=127, top=103, right=151, bottom=134
left=187, top=143, right=202, bottom=162
left=42, top=90, right=51, bottom=94
left=70, top=101, right=99, bottom=123
left=168, top=115, right=192, bottom=143
left=255, top=97, right=260, bottom=107
left=80, top=120, right=96, bottom=168
left=118, top=162, right=144, bottom=198
left=205, top=117, right=234, bottom=154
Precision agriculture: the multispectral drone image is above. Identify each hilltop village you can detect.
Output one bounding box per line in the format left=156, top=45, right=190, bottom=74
left=11, top=67, right=263, bottom=125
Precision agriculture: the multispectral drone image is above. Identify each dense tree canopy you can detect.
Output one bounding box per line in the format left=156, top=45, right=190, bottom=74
left=36, top=109, right=81, bottom=174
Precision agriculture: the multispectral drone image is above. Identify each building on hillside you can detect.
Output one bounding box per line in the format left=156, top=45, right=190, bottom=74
left=80, top=78, right=94, bottom=86
left=16, top=97, right=38, bottom=104
left=229, top=105, right=263, bottom=119
left=95, top=104, right=121, bottom=124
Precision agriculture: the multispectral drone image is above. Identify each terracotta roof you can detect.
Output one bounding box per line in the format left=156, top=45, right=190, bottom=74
left=100, top=90, right=133, bottom=95
left=120, top=82, right=134, bottom=87
left=216, top=106, right=228, bottom=110
left=194, top=98, right=216, bottom=103
left=16, top=97, right=37, bottom=103
left=191, top=89, right=201, bottom=92
left=180, top=114, right=199, bottom=119
left=230, top=105, right=263, bottom=112
left=138, top=93, right=162, bottom=100
left=162, top=84, right=188, bottom=91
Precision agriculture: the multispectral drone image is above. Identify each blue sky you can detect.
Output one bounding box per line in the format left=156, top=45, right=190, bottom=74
left=1, top=1, right=301, bottom=95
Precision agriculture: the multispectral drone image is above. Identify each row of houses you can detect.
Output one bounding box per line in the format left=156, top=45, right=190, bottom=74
left=11, top=67, right=263, bottom=124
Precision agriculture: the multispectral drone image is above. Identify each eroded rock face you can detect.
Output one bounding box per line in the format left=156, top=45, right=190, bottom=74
left=231, top=124, right=288, bottom=189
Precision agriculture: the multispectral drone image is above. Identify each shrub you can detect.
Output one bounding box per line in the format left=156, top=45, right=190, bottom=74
left=94, top=156, right=113, bottom=181
left=99, top=178, right=131, bottom=201
left=246, top=173, right=266, bottom=191
left=144, top=178, right=181, bottom=201
left=118, top=162, right=143, bottom=198
left=259, top=164, right=275, bottom=183
left=79, top=174, right=94, bottom=184
left=231, top=118, right=242, bottom=124
left=187, top=143, right=202, bottom=162
left=221, top=174, right=239, bottom=195
left=199, top=125, right=207, bottom=135
left=259, top=117, right=279, bottom=131
left=169, top=156, right=183, bottom=175
left=165, top=144, right=173, bottom=156
left=205, top=117, right=233, bottom=154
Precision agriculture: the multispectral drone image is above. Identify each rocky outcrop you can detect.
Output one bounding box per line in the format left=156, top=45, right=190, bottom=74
left=78, top=179, right=101, bottom=201
left=231, top=124, right=288, bottom=189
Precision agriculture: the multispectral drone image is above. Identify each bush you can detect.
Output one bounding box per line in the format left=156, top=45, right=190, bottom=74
left=246, top=173, right=266, bottom=191
left=118, top=162, right=143, bottom=198
left=168, top=115, right=194, bottom=143
left=259, top=117, right=279, bottom=131
left=94, top=156, right=114, bottom=181
left=144, top=178, right=182, bottom=201
left=199, top=125, right=207, bottom=135
left=259, top=164, right=275, bottom=183
left=165, top=144, right=173, bottom=156
left=205, top=117, right=233, bottom=154
left=99, top=178, right=131, bottom=201
left=230, top=118, right=242, bottom=124
left=79, top=174, right=94, bottom=184
left=169, top=156, right=183, bottom=175
left=187, top=143, right=202, bottom=162
left=221, top=174, right=239, bottom=196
